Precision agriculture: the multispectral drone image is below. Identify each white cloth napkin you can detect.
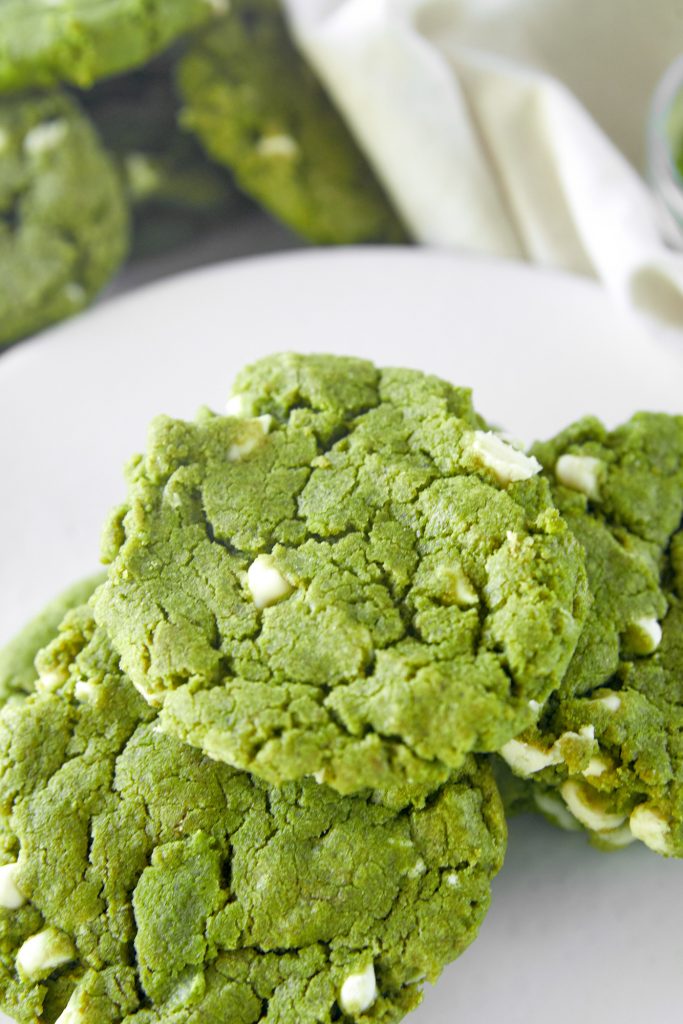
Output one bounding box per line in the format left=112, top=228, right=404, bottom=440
left=283, top=0, right=683, bottom=330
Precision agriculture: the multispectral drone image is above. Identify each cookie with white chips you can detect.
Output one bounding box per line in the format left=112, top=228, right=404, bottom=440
left=92, top=353, right=588, bottom=802
left=0, top=606, right=506, bottom=1024
left=177, top=0, right=406, bottom=244
left=498, top=413, right=683, bottom=856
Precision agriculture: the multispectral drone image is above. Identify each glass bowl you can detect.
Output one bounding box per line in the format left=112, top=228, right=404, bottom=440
left=648, top=55, right=683, bottom=248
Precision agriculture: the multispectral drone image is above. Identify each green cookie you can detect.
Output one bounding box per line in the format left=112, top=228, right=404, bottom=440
left=0, top=606, right=506, bottom=1024
left=0, top=573, right=104, bottom=706
left=497, top=414, right=683, bottom=856
left=93, top=353, right=588, bottom=800
left=0, top=0, right=222, bottom=93
left=177, top=0, right=407, bottom=244
left=0, top=91, right=129, bottom=346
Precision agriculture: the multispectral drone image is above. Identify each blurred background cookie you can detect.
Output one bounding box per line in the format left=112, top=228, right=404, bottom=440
left=0, top=91, right=129, bottom=346
left=0, top=0, right=224, bottom=93
left=177, top=0, right=406, bottom=244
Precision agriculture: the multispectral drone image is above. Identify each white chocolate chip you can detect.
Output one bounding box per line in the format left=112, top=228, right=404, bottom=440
left=626, top=617, right=662, bottom=655
left=124, top=153, right=160, bottom=198
left=24, top=119, right=68, bottom=156
left=339, top=963, right=377, bottom=1016
left=0, top=863, right=25, bottom=910
left=582, top=755, right=609, bottom=778
left=560, top=780, right=626, bottom=832
left=554, top=454, right=603, bottom=500
left=247, top=555, right=293, bottom=609
left=55, top=992, right=82, bottom=1024
left=437, top=564, right=478, bottom=606
left=502, top=725, right=596, bottom=778
left=227, top=437, right=258, bottom=460
left=528, top=700, right=542, bottom=714
left=204, top=0, right=230, bottom=12
left=445, top=872, right=460, bottom=887
left=451, top=574, right=478, bottom=607
left=533, top=790, right=583, bottom=832
left=74, top=681, right=98, bottom=703
left=257, top=134, right=300, bottom=159
left=16, top=928, right=75, bottom=980
left=36, top=669, right=66, bottom=694
left=595, top=823, right=637, bottom=850
left=596, top=693, right=621, bottom=712
left=629, top=805, right=671, bottom=854
left=63, top=282, right=86, bottom=306
left=469, top=431, right=541, bottom=485
left=227, top=415, right=272, bottom=461
left=406, top=858, right=426, bottom=879
left=225, top=393, right=250, bottom=418
left=499, top=738, right=563, bottom=777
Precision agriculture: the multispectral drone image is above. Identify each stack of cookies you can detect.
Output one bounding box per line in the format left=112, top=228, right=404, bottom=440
left=0, top=354, right=681, bottom=1024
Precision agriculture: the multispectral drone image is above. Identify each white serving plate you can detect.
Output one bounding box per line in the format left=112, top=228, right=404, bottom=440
left=0, top=248, right=681, bottom=1024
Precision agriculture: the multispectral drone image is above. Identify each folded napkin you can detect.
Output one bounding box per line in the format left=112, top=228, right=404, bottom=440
left=283, top=0, right=683, bottom=330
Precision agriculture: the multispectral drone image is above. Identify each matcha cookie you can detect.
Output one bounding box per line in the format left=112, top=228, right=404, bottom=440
left=94, top=353, right=588, bottom=799
left=0, top=0, right=222, bottom=93
left=498, top=414, right=683, bottom=856
left=502, top=588, right=683, bottom=857
left=177, top=0, right=406, bottom=244
left=0, top=606, right=506, bottom=1024
left=0, top=573, right=104, bottom=706
left=0, top=92, right=129, bottom=346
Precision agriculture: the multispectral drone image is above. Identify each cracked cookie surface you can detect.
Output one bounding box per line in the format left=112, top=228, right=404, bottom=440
left=0, top=91, right=129, bottom=346
left=498, top=414, right=683, bottom=856
left=93, top=353, right=588, bottom=798
left=0, top=606, right=506, bottom=1024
